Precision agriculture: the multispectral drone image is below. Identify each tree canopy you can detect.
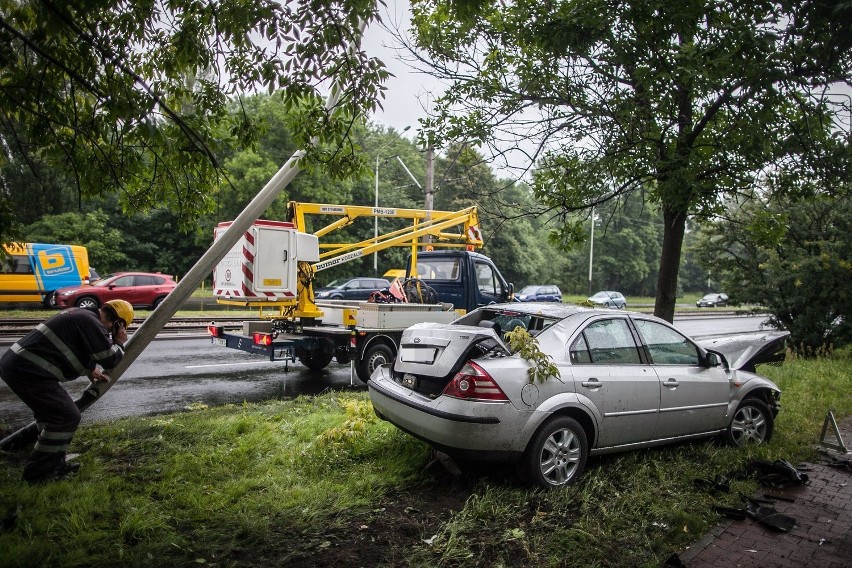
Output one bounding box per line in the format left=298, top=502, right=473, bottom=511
left=698, top=191, right=852, bottom=351
left=0, top=0, right=389, bottom=243
left=407, top=0, right=852, bottom=321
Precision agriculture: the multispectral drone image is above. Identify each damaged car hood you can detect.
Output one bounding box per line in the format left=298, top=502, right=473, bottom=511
left=697, top=331, right=789, bottom=372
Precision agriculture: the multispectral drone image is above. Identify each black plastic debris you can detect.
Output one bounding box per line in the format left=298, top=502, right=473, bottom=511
left=826, top=457, right=852, bottom=472
left=714, top=498, right=796, bottom=532
left=747, top=459, right=809, bottom=486
left=744, top=499, right=796, bottom=532
left=663, top=553, right=687, bottom=567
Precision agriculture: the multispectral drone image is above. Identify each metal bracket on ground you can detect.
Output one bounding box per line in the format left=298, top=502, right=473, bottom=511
left=818, top=409, right=848, bottom=454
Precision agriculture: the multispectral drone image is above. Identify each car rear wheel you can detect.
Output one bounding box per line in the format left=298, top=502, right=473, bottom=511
left=524, top=416, right=587, bottom=488
left=727, top=399, right=774, bottom=446
left=356, top=342, right=394, bottom=384
left=75, top=296, right=100, bottom=309
left=152, top=297, right=165, bottom=310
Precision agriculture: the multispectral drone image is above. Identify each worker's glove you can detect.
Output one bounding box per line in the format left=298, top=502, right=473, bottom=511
left=87, top=367, right=111, bottom=383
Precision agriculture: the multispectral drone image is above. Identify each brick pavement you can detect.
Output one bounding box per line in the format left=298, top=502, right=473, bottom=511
left=676, top=415, right=851, bottom=568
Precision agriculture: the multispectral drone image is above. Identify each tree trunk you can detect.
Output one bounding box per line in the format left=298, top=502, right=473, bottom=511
left=654, top=209, right=687, bottom=322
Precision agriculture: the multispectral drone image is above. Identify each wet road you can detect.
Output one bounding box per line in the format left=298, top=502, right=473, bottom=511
left=0, top=338, right=364, bottom=431
left=0, top=314, right=772, bottom=431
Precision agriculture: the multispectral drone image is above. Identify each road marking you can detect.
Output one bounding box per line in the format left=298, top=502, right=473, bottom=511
left=185, top=361, right=275, bottom=369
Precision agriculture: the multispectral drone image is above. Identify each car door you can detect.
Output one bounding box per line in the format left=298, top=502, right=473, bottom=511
left=339, top=279, right=360, bottom=300
left=101, top=275, right=135, bottom=303
left=134, top=275, right=163, bottom=306
left=568, top=317, right=659, bottom=447
left=633, top=318, right=729, bottom=438
left=474, top=260, right=504, bottom=306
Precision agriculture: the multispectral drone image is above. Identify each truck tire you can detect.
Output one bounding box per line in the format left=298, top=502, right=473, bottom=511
left=43, top=291, right=57, bottom=308
left=296, top=338, right=335, bottom=372
left=297, top=349, right=334, bottom=371
left=356, top=343, right=394, bottom=384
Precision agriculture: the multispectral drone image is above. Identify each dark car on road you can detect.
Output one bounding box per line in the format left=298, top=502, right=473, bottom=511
left=516, top=285, right=562, bottom=302
left=55, top=271, right=177, bottom=310
left=697, top=293, right=729, bottom=308
left=314, top=277, right=391, bottom=301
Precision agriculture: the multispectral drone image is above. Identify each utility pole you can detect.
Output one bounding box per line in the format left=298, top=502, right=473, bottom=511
left=588, top=206, right=595, bottom=297
left=424, top=145, right=434, bottom=211
left=424, top=145, right=434, bottom=249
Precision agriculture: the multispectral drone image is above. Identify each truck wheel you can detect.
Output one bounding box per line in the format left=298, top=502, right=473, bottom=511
left=297, top=349, right=334, bottom=372
left=43, top=292, right=57, bottom=308
left=356, top=343, right=394, bottom=384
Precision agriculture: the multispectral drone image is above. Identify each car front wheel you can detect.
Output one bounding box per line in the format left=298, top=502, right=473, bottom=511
left=524, top=416, right=588, bottom=488
left=75, top=296, right=100, bottom=309
left=727, top=399, right=774, bottom=446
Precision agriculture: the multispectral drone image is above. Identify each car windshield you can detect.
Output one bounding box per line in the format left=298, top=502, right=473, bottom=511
left=590, top=292, right=609, bottom=299
left=701, top=294, right=718, bottom=300
left=519, top=286, right=539, bottom=294
left=92, top=274, right=119, bottom=287
left=321, top=278, right=347, bottom=289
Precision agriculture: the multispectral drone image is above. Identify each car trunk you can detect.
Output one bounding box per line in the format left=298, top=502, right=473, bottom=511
left=392, top=323, right=509, bottom=396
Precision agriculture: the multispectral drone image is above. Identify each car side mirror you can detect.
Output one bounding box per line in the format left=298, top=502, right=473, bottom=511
left=705, top=350, right=729, bottom=370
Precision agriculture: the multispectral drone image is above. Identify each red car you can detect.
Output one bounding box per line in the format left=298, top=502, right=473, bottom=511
left=54, top=272, right=177, bottom=310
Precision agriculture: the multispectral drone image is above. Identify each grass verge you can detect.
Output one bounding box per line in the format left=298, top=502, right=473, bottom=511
left=1, top=350, right=849, bottom=567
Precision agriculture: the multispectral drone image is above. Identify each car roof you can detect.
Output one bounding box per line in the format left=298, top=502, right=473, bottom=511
left=484, top=302, right=602, bottom=318
left=105, top=272, right=174, bottom=279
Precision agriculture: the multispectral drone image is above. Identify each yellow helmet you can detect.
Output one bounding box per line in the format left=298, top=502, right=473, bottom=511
left=104, top=299, right=134, bottom=327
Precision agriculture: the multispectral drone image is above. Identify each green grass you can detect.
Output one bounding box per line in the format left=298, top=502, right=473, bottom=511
left=1, top=351, right=849, bottom=567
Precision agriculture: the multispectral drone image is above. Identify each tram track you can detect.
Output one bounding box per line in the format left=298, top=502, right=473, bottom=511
left=0, top=316, right=246, bottom=341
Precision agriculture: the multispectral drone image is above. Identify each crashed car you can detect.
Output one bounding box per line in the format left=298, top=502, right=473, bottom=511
left=368, top=303, right=787, bottom=488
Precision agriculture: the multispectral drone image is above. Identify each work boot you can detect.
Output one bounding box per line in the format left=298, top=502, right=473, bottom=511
left=22, top=459, right=80, bottom=483
left=55, top=460, right=80, bottom=479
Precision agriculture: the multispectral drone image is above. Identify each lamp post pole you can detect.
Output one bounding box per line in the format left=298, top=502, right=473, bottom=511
left=374, top=154, right=380, bottom=277
left=588, top=207, right=595, bottom=296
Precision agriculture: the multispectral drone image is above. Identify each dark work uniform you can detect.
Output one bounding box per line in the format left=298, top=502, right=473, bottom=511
left=0, top=308, right=124, bottom=481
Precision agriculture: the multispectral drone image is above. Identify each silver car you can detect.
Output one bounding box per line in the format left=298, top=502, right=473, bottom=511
left=368, top=303, right=785, bottom=488
left=588, top=290, right=627, bottom=309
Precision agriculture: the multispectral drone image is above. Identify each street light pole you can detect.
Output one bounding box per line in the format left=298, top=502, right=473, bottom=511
left=588, top=206, right=595, bottom=296
left=374, top=154, right=380, bottom=276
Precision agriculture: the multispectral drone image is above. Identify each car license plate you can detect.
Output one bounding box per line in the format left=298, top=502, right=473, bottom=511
left=400, top=347, right=436, bottom=363
left=211, top=338, right=227, bottom=346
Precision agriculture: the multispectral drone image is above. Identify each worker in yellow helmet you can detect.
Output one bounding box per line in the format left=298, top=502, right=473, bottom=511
left=0, top=298, right=133, bottom=482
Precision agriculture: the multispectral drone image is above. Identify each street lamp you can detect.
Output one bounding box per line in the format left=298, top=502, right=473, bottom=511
left=374, top=125, right=411, bottom=276
left=588, top=207, right=597, bottom=296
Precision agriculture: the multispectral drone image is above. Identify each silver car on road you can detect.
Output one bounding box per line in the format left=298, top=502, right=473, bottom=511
left=368, top=303, right=785, bottom=488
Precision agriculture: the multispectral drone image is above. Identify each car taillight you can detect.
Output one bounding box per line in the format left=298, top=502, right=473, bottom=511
left=442, top=362, right=509, bottom=401
left=207, top=325, right=224, bottom=337
left=253, top=333, right=273, bottom=346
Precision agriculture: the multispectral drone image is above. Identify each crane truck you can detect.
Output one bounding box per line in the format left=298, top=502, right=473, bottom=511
left=207, top=202, right=513, bottom=383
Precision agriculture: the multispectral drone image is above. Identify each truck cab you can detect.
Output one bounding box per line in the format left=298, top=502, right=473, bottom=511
left=407, top=250, right=513, bottom=313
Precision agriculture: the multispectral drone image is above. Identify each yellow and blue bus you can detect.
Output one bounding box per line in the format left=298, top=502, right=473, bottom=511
left=0, top=243, right=91, bottom=307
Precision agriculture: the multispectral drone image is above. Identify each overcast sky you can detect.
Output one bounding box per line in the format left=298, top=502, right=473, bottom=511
left=361, top=1, right=434, bottom=137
